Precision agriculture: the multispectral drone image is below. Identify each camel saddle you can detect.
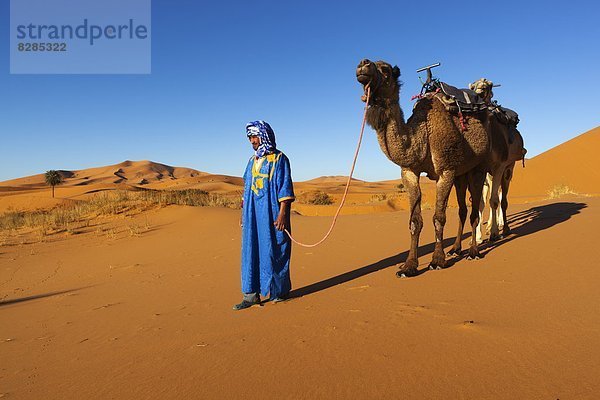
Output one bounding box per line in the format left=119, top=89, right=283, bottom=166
left=422, top=80, right=488, bottom=114
left=490, top=104, right=520, bottom=127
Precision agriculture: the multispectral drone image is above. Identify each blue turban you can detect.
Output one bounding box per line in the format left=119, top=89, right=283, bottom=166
left=246, top=120, right=277, bottom=158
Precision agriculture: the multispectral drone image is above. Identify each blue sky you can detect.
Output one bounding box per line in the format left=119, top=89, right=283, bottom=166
left=1, top=0, right=599, bottom=182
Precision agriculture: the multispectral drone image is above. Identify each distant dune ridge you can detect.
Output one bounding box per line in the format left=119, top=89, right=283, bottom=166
left=303, top=176, right=365, bottom=184
left=0, top=161, right=240, bottom=212
left=0, top=160, right=209, bottom=188
left=0, top=126, right=598, bottom=213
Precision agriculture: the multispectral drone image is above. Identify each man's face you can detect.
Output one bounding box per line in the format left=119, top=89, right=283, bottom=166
left=249, top=135, right=260, bottom=151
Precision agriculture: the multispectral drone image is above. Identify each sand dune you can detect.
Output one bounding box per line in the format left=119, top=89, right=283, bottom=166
left=145, top=173, right=244, bottom=193
left=0, top=161, right=242, bottom=212
left=510, top=126, right=600, bottom=200
left=0, top=160, right=208, bottom=189
left=303, top=175, right=365, bottom=184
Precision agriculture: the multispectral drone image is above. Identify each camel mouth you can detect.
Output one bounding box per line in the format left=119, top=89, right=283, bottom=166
left=357, top=74, right=376, bottom=100
left=357, top=74, right=372, bottom=86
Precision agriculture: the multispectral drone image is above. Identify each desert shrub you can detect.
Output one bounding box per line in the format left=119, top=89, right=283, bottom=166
left=0, top=211, right=26, bottom=231
left=0, top=189, right=241, bottom=234
left=370, top=193, right=387, bottom=202
left=136, top=188, right=239, bottom=208
left=308, top=191, right=334, bottom=205
left=547, top=184, right=578, bottom=199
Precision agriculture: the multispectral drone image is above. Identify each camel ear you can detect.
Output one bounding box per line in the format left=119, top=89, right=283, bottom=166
left=392, top=66, right=400, bottom=79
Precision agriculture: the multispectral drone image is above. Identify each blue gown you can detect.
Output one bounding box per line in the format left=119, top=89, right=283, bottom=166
left=241, top=150, right=295, bottom=298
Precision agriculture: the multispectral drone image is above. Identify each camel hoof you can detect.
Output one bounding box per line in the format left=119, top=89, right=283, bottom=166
left=397, top=259, right=419, bottom=278
left=428, top=264, right=443, bottom=271
left=447, top=248, right=461, bottom=257
left=396, top=270, right=417, bottom=278
left=489, top=233, right=502, bottom=243
left=430, top=250, right=447, bottom=269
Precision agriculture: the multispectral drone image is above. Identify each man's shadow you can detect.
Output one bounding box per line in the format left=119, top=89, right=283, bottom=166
left=0, top=286, right=91, bottom=307
left=288, top=202, right=587, bottom=299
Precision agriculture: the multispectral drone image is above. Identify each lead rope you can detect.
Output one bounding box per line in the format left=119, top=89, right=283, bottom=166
left=284, top=85, right=371, bottom=247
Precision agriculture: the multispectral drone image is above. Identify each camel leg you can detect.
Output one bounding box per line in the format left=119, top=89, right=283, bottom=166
left=488, top=169, right=504, bottom=242
left=397, top=169, right=422, bottom=278
left=449, top=175, right=468, bottom=256
left=478, top=174, right=491, bottom=243
left=467, top=168, right=486, bottom=260
left=484, top=174, right=493, bottom=235
left=429, top=169, right=455, bottom=270
left=501, top=164, right=514, bottom=236
left=497, top=190, right=504, bottom=231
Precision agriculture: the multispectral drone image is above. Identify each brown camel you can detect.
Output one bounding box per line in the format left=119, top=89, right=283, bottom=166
left=448, top=80, right=526, bottom=254
left=355, top=59, right=490, bottom=277
left=461, top=78, right=527, bottom=244
left=476, top=128, right=526, bottom=242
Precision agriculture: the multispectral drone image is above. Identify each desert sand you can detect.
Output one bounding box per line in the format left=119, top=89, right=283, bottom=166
left=510, top=126, right=600, bottom=201
left=1, top=126, right=599, bottom=399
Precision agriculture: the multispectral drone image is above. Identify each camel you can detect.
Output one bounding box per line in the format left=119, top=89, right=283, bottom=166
left=355, top=59, right=490, bottom=277
left=447, top=79, right=526, bottom=254
left=478, top=128, right=526, bottom=242
left=467, top=78, right=527, bottom=243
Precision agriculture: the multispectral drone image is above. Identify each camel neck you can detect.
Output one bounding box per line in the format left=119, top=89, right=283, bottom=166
left=366, top=102, right=415, bottom=166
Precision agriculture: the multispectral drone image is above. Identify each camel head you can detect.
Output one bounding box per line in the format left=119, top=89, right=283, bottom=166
left=469, top=78, right=494, bottom=104
left=356, top=59, right=401, bottom=104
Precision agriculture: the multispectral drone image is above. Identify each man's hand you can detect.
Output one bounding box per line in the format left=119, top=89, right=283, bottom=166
left=273, top=214, right=286, bottom=231
left=274, top=200, right=291, bottom=231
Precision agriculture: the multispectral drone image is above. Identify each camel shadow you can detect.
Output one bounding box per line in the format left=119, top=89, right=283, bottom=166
left=478, top=201, right=587, bottom=255
left=289, top=202, right=586, bottom=299
left=288, top=235, right=462, bottom=299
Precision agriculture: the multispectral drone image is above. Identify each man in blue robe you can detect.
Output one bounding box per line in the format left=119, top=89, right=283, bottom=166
left=233, top=120, right=295, bottom=311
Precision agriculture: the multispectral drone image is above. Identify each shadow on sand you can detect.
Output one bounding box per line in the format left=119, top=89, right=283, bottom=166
left=289, top=202, right=587, bottom=299
left=0, top=287, right=90, bottom=307
left=479, top=202, right=587, bottom=255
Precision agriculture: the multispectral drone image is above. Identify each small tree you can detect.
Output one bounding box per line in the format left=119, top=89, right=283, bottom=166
left=45, top=170, right=63, bottom=198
